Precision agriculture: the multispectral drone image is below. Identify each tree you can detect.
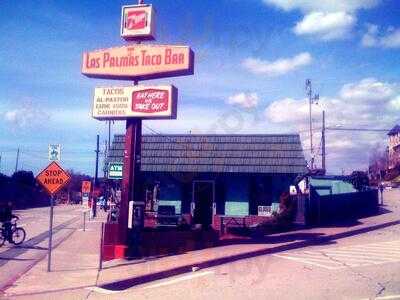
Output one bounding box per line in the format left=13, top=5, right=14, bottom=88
left=61, top=170, right=93, bottom=204
left=12, top=170, right=35, bottom=188
left=368, top=143, right=388, bottom=184
left=64, top=169, right=92, bottom=192
left=348, top=171, right=370, bottom=191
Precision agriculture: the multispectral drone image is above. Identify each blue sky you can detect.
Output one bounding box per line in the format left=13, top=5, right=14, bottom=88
left=0, top=0, right=399, bottom=176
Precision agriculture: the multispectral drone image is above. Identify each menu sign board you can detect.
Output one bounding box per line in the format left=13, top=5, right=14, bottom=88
left=92, top=85, right=177, bottom=120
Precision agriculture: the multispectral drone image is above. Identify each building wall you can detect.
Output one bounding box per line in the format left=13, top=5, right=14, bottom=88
left=388, top=133, right=400, bottom=169
left=141, top=172, right=296, bottom=219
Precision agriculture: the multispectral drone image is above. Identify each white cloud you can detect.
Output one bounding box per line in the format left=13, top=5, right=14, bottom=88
left=3, top=104, right=50, bottom=128
left=339, top=78, right=395, bottom=102
left=263, top=0, right=380, bottom=43
left=242, top=52, right=311, bottom=76
left=227, top=92, right=259, bottom=108
left=265, top=97, right=308, bottom=123
left=362, top=24, right=400, bottom=48
left=361, top=24, right=379, bottom=47
left=294, top=11, right=355, bottom=40
left=4, top=110, right=18, bottom=123
left=264, top=78, right=400, bottom=172
left=262, top=0, right=380, bottom=13
left=388, top=96, right=400, bottom=110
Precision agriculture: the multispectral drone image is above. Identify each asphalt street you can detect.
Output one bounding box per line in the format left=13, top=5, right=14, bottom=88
left=87, top=190, right=400, bottom=300
left=0, top=205, right=86, bottom=291
left=2, top=192, right=400, bottom=300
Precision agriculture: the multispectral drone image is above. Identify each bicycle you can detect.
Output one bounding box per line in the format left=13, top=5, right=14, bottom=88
left=0, top=216, right=26, bottom=246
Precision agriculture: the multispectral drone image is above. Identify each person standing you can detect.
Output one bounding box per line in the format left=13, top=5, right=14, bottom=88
left=92, top=196, right=97, bottom=218
left=379, top=183, right=384, bottom=205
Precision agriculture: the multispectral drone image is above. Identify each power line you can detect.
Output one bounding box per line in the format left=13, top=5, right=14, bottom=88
left=143, top=124, right=163, bottom=135
left=326, top=127, right=390, bottom=132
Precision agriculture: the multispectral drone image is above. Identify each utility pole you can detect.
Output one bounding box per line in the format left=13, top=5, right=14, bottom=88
left=95, top=135, right=100, bottom=186
left=306, top=79, right=319, bottom=170
left=108, top=121, right=112, bottom=152
left=103, top=140, right=108, bottom=179
left=322, top=110, right=326, bottom=172
left=15, top=148, right=20, bottom=173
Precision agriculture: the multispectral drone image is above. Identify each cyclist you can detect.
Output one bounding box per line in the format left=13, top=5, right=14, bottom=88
left=1, top=202, right=17, bottom=241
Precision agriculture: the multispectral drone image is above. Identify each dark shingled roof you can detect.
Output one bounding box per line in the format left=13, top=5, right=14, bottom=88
left=107, top=134, right=307, bottom=174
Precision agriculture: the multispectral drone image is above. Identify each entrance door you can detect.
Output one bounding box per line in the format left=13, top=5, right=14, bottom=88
left=193, top=181, right=215, bottom=227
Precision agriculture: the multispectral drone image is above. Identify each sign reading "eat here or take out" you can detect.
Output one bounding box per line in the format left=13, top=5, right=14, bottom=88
left=92, top=85, right=177, bottom=120
left=81, top=45, right=194, bottom=81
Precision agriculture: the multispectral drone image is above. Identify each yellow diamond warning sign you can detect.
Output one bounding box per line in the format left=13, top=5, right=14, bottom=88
left=36, top=162, right=71, bottom=196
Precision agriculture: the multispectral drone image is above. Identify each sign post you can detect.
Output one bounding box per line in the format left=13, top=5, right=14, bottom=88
left=81, top=0, right=195, bottom=256
left=48, top=195, right=54, bottom=272
left=81, top=180, right=91, bottom=206
left=36, top=161, right=71, bottom=272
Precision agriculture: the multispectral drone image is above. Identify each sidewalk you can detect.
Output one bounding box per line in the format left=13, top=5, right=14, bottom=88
left=3, top=191, right=400, bottom=299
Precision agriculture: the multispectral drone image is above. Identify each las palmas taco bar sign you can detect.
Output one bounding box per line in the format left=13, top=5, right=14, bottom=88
left=81, top=45, right=194, bottom=81
left=92, top=85, right=177, bottom=120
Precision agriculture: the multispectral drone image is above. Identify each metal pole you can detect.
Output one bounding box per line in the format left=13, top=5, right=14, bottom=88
left=306, top=80, right=314, bottom=170
left=322, top=110, right=326, bottom=172
left=104, top=140, right=108, bottom=179
left=95, top=135, right=100, bottom=187
left=309, top=94, right=313, bottom=169
left=83, top=211, right=86, bottom=232
left=99, top=222, right=104, bottom=271
left=47, top=195, right=54, bottom=272
left=15, top=148, right=20, bottom=173
left=108, top=121, right=111, bottom=151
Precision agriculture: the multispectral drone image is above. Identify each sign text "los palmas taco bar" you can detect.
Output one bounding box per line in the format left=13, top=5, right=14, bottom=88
left=82, top=45, right=194, bottom=81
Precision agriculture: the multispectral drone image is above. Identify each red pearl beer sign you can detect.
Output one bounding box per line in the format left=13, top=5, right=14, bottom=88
left=81, top=45, right=194, bottom=81
left=121, top=4, right=156, bottom=40
left=92, top=85, right=177, bottom=120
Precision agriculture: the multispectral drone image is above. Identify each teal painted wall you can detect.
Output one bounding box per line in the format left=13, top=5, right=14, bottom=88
left=310, top=178, right=357, bottom=196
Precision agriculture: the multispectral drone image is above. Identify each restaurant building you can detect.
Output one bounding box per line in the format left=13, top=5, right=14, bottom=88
left=107, top=134, right=307, bottom=230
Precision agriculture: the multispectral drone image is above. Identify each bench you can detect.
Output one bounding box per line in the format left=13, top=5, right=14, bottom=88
left=220, top=216, right=247, bottom=235
left=156, top=205, right=180, bottom=226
